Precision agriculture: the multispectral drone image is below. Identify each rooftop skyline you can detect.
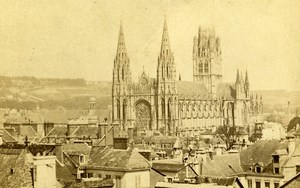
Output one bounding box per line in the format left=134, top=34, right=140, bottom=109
left=0, top=0, right=299, bottom=90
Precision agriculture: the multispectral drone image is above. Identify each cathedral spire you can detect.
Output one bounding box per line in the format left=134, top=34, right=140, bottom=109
left=116, top=21, right=127, bottom=58
left=160, top=17, right=171, bottom=56
left=245, top=70, right=249, bottom=85
left=236, top=69, right=241, bottom=84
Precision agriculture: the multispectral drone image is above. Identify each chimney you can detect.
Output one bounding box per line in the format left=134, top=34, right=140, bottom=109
left=287, top=136, right=295, bottom=157
left=138, top=150, right=151, bottom=161
left=55, top=144, right=64, bottom=164
left=215, top=146, right=222, bottom=155
left=113, top=137, right=129, bottom=150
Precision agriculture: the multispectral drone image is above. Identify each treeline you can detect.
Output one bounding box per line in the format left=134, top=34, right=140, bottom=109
left=0, top=76, right=86, bottom=87
left=0, top=96, right=111, bottom=110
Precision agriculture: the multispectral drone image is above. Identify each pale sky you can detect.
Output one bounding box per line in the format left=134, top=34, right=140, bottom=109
left=0, top=0, right=299, bottom=90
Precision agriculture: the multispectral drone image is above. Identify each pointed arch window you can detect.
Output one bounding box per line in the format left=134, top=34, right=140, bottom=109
left=122, top=68, right=125, bottom=80
left=167, top=98, right=171, bottom=120
left=117, top=99, right=120, bottom=119
left=199, top=62, right=203, bottom=74
left=204, top=61, right=209, bottom=73
left=161, top=98, right=165, bottom=117
left=162, top=66, right=164, bottom=78
left=123, top=99, right=127, bottom=121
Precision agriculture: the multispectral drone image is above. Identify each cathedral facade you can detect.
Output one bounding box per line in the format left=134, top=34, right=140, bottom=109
left=111, top=19, right=263, bottom=136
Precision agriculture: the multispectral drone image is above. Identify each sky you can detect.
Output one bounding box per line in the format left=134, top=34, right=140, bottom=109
left=0, top=0, right=299, bottom=90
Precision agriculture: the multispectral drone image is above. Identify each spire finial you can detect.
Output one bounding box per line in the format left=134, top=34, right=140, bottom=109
left=245, top=69, right=249, bottom=85
left=160, top=16, right=171, bottom=56
left=236, top=69, right=240, bottom=84
left=116, top=20, right=127, bottom=57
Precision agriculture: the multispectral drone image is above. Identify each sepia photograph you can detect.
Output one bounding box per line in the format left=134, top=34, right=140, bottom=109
left=0, top=0, right=299, bottom=187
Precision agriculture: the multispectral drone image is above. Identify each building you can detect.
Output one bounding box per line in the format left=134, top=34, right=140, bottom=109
left=111, top=18, right=263, bottom=136
left=82, top=146, right=151, bottom=188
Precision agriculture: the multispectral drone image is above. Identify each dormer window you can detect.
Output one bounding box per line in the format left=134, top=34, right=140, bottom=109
left=273, top=155, right=279, bottom=163
left=79, top=155, right=85, bottom=164
left=274, top=167, right=279, bottom=174
left=255, top=166, right=261, bottom=173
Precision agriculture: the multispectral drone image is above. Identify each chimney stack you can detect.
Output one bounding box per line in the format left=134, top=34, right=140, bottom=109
left=55, top=144, right=64, bottom=164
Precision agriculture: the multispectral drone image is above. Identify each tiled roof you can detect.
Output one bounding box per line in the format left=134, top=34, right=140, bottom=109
left=152, top=159, right=184, bottom=172
left=46, top=125, right=68, bottom=137
left=202, top=154, right=244, bottom=177
left=240, top=140, right=288, bottom=168
left=56, top=160, right=76, bottom=183
left=86, top=147, right=150, bottom=171
left=20, top=125, right=38, bottom=138
left=0, top=148, right=32, bottom=187
left=177, top=81, right=209, bottom=98
left=63, top=143, right=91, bottom=156
left=69, top=126, right=98, bottom=139
left=2, top=130, right=17, bottom=143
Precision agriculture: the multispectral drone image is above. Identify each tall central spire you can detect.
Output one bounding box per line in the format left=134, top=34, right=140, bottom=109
left=116, top=21, right=127, bottom=58
left=160, top=17, right=171, bottom=56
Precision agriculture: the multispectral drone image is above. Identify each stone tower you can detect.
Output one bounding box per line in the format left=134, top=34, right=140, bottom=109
left=156, top=18, right=178, bottom=135
left=235, top=70, right=250, bottom=126
left=193, top=27, right=222, bottom=97
left=112, top=22, right=132, bottom=128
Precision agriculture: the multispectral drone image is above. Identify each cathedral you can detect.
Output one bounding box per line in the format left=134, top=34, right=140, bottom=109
left=111, top=19, right=263, bottom=136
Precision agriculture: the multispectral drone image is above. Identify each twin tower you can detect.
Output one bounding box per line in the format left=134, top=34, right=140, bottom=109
left=111, top=18, right=256, bottom=135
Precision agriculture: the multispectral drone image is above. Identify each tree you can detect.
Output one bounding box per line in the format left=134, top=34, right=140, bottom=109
left=215, top=125, right=237, bottom=150
left=287, top=116, right=300, bottom=132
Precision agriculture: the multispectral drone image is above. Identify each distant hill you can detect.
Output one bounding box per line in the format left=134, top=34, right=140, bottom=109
left=1, top=76, right=299, bottom=114
left=252, top=90, right=300, bottom=114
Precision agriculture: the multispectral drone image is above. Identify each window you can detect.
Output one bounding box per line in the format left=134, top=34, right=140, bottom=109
left=115, top=175, right=121, bottom=188
left=79, top=155, right=85, bottom=164
left=204, top=62, right=209, bottom=73
left=106, top=175, right=111, bottom=179
left=97, top=174, right=102, bottom=178
left=199, top=63, right=203, bottom=74
left=255, top=181, right=261, bottom=188
left=135, top=175, right=141, bottom=188
left=274, top=182, right=279, bottom=188
left=248, top=179, right=252, bottom=188
left=274, top=167, right=279, bottom=174
left=265, top=182, right=270, bottom=188
left=256, top=166, right=261, bottom=173
left=273, top=155, right=279, bottom=163
left=296, top=165, right=300, bottom=174
left=122, top=68, right=125, bottom=80
left=87, top=173, right=93, bottom=178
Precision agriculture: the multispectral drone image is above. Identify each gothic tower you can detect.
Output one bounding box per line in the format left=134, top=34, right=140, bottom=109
left=193, top=27, right=222, bottom=97
left=112, top=22, right=132, bottom=128
left=156, top=18, right=178, bottom=135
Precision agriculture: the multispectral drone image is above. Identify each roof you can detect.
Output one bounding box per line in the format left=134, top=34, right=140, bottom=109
left=280, top=172, right=300, bottom=188
left=201, top=154, right=244, bottom=177
left=240, top=140, right=288, bottom=169
left=0, top=148, right=32, bottom=187
left=177, top=81, right=209, bottom=98
left=69, top=126, right=98, bottom=139
left=152, top=159, right=184, bottom=172
left=45, top=125, right=68, bottom=137
left=86, top=147, right=151, bottom=171
left=216, top=83, right=236, bottom=100
left=56, top=160, right=76, bottom=183
left=63, top=143, right=91, bottom=156
left=1, top=130, right=17, bottom=143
